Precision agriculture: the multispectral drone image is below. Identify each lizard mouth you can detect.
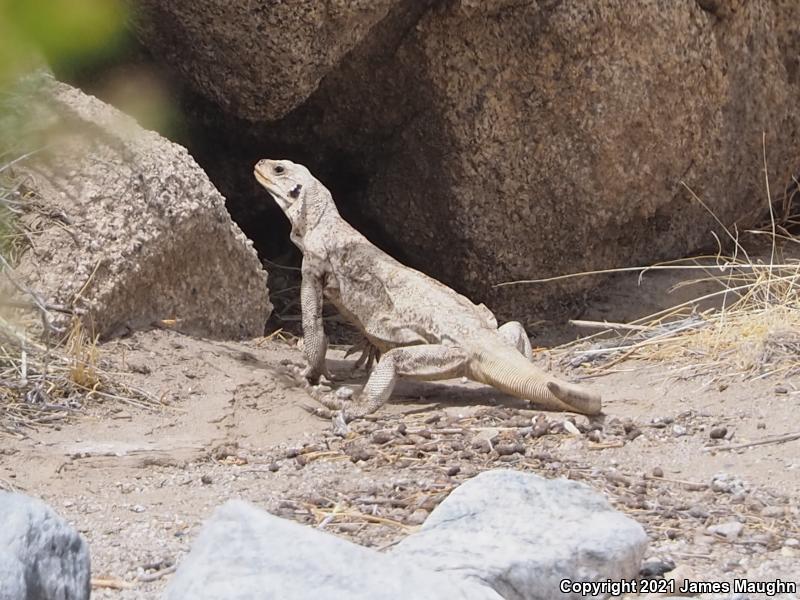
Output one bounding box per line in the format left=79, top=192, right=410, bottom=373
left=253, top=168, right=273, bottom=189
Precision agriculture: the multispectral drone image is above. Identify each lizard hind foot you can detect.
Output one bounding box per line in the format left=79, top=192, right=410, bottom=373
left=546, top=380, right=602, bottom=416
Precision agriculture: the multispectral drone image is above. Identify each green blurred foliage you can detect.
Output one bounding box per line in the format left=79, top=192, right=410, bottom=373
left=0, top=0, right=128, bottom=87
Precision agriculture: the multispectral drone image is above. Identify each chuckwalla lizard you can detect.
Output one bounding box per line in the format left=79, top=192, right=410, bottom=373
left=254, top=159, right=602, bottom=421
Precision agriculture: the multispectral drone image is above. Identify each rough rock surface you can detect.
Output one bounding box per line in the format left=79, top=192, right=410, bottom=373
left=129, top=0, right=399, bottom=121
left=163, top=499, right=501, bottom=600
left=0, top=491, right=91, bottom=600
left=393, top=470, right=649, bottom=600
left=13, top=73, right=270, bottom=339
left=302, top=0, right=800, bottom=319
left=188, top=0, right=800, bottom=322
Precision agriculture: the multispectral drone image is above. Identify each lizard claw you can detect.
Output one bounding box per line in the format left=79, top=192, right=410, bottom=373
left=300, top=404, right=334, bottom=419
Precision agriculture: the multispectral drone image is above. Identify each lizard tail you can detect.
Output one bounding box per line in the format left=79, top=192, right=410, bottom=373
left=469, top=342, right=602, bottom=415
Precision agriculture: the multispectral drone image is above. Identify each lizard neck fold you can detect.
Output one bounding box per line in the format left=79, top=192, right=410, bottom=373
left=287, top=182, right=339, bottom=251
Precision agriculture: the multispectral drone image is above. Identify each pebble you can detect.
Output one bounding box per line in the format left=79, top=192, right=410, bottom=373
left=200, top=474, right=212, bottom=485
left=371, top=430, right=394, bottom=444
left=672, top=425, right=687, bottom=437
left=774, top=385, right=788, bottom=394
left=709, top=425, right=727, bottom=439
left=651, top=466, right=664, bottom=478
left=405, top=508, right=428, bottom=526
left=586, top=430, right=602, bottom=443
left=708, top=520, right=744, bottom=540
left=688, top=505, right=709, bottom=519
left=446, top=465, right=460, bottom=477
left=639, top=557, right=675, bottom=577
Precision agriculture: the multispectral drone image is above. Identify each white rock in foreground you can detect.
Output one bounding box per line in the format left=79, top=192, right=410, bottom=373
left=0, top=491, right=91, bottom=600
left=392, top=470, right=648, bottom=600
left=164, top=500, right=501, bottom=600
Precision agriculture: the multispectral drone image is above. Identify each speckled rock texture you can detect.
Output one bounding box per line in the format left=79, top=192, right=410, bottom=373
left=0, top=491, right=91, bottom=600
left=288, top=0, right=800, bottom=320
left=184, top=0, right=800, bottom=323
left=13, top=73, right=270, bottom=339
left=129, top=0, right=399, bottom=121
left=164, top=499, right=501, bottom=600
left=392, top=470, right=649, bottom=600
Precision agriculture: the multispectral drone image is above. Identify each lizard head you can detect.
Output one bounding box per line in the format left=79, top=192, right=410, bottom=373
left=253, top=159, right=314, bottom=214
left=254, top=158, right=334, bottom=249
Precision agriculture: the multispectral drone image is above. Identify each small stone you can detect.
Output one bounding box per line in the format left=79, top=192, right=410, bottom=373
left=625, top=427, right=642, bottom=441
left=586, top=430, right=602, bottom=443
left=688, top=505, right=709, bottom=519
left=472, top=439, right=491, bottom=453
left=651, top=466, right=664, bottom=478
left=405, top=509, right=428, bottom=526
left=784, top=538, right=800, bottom=547
left=495, top=442, right=525, bottom=456
left=708, top=520, right=743, bottom=540
left=131, top=505, right=146, bottom=513
left=709, top=425, right=727, bottom=439
left=200, top=474, right=213, bottom=485
left=639, top=557, right=675, bottom=577
left=371, top=430, right=394, bottom=444
left=774, top=385, right=788, bottom=394
left=267, top=462, right=280, bottom=473
left=672, top=424, right=687, bottom=437
left=757, top=421, right=766, bottom=429
left=446, top=465, right=461, bottom=477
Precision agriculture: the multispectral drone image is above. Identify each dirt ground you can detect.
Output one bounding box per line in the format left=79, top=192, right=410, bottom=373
left=1, top=266, right=799, bottom=599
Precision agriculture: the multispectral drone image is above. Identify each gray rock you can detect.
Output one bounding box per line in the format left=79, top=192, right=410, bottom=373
left=392, top=470, right=648, bottom=600
left=131, top=0, right=399, bottom=121
left=11, top=73, right=270, bottom=339
left=219, top=0, right=800, bottom=320
left=164, top=500, right=500, bottom=600
left=0, top=491, right=90, bottom=600
left=708, top=520, right=744, bottom=541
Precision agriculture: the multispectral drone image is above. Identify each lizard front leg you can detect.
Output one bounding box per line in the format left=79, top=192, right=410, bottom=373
left=498, top=321, right=533, bottom=360
left=300, top=260, right=332, bottom=384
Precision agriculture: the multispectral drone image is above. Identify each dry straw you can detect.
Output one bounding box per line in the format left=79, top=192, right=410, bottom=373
left=0, top=155, right=161, bottom=436
left=499, top=135, right=800, bottom=384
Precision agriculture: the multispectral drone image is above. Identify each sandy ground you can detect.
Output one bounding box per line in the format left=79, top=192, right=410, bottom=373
left=2, top=267, right=799, bottom=599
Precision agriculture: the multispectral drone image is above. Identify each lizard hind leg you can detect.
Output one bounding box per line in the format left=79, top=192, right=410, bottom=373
left=342, top=344, right=468, bottom=421
left=498, top=321, right=533, bottom=360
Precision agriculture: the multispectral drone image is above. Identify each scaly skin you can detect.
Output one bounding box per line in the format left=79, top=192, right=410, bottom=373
left=254, top=159, right=602, bottom=420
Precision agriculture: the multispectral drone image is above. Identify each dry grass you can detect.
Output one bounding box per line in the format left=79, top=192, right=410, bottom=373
left=502, top=139, right=800, bottom=385
left=558, top=249, right=800, bottom=383
left=0, top=157, right=162, bottom=436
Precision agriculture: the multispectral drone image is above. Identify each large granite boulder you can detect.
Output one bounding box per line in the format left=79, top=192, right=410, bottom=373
left=11, top=73, right=270, bottom=339
left=129, top=0, right=400, bottom=121
left=131, top=0, right=800, bottom=320
left=282, top=0, right=800, bottom=319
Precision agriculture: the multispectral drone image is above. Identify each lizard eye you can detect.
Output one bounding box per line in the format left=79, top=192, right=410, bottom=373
left=274, top=165, right=285, bottom=175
